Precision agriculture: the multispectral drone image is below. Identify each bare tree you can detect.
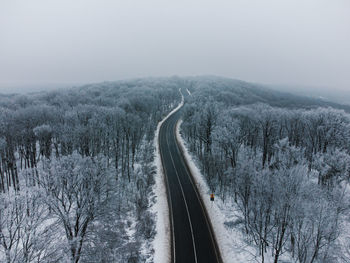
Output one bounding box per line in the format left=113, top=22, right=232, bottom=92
left=38, top=153, right=109, bottom=263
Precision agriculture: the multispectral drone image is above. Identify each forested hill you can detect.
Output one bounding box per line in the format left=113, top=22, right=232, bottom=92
left=181, top=76, right=350, bottom=263
left=1, top=76, right=347, bottom=112
left=186, top=76, right=350, bottom=112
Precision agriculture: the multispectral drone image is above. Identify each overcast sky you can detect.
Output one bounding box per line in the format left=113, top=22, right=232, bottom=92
left=0, top=0, right=349, bottom=92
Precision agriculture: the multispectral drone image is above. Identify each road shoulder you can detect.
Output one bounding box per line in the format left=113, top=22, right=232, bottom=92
left=152, top=95, right=184, bottom=263
left=176, top=120, right=257, bottom=263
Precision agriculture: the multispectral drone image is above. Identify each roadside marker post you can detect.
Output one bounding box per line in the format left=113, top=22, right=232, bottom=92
left=210, top=193, right=214, bottom=208
left=210, top=193, right=214, bottom=201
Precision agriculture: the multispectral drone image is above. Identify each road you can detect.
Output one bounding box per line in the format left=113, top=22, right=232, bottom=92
left=158, top=93, right=222, bottom=263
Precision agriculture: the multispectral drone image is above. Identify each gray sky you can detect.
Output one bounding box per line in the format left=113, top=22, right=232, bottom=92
left=0, top=0, right=349, bottom=93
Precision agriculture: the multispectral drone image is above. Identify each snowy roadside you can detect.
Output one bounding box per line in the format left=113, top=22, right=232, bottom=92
left=152, top=91, right=184, bottom=263
left=176, top=120, right=262, bottom=263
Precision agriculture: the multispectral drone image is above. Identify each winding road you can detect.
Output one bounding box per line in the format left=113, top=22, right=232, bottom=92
left=158, top=92, right=222, bottom=263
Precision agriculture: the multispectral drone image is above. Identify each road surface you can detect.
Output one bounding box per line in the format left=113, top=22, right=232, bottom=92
left=158, top=94, right=222, bottom=263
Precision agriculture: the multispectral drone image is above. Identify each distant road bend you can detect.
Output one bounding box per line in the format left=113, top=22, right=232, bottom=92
left=159, top=90, right=222, bottom=263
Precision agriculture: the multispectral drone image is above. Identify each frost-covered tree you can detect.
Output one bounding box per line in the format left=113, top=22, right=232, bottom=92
left=37, top=153, right=109, bottom=263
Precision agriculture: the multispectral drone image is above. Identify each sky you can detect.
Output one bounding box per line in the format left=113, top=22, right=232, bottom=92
left=0, top=0, right=349, bottom=93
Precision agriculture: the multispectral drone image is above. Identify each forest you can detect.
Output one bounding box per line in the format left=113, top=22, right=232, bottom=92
left=0, top=78, right=181, bottom=262
left=1, top=76, right=350, bottom=262
left=181, top=77, right=350, bottom=263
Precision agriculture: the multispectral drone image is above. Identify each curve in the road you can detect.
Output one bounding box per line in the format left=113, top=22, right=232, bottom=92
left=158, top=91, right=223, bottom=263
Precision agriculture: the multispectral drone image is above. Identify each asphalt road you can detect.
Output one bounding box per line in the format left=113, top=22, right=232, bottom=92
left=158, top=95, right=222, bottom=263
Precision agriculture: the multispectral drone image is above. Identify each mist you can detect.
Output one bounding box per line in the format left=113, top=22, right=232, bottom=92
left=0, top=0, right=349, bottom=94
left=268, top=84, right=350, bottom=105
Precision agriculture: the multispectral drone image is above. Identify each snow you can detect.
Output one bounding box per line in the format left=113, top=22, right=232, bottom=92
left=125, top=214, right=137, bottom=243
left=152, top=90, right=184, bottom=263
left=336, top=182, right=350, bottom=261
left=176, top=120, right=260, bottom=263
left=186, top=88, right=192, bottom=96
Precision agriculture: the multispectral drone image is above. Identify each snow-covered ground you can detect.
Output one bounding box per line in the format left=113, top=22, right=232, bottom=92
left=152, top=90, right=184, bottom=263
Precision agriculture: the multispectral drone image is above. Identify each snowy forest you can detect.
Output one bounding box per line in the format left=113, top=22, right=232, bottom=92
left=181, top=77, right=350, bottom=263
left=0, top=78, right=181, bottom=262
left=1, top=76, right=350, bottom=262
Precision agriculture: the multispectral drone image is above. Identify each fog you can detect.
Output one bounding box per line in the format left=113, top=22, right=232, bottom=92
left=0, top=0, right=349, bottom=94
